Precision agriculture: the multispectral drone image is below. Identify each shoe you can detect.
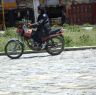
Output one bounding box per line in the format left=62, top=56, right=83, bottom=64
left=41, top=42, right=47, bottom=49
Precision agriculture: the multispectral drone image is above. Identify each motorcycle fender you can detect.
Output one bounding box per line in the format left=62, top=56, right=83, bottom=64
left=7, top=38, right=24, bottom=46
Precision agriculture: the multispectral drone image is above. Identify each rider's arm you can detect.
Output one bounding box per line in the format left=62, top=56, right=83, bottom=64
left=29, top=19, right=44, bottom=28
left=28, top=14, right=48, bottom=27
left=32, top=23, right=38, bottom=28
left=28, top=23, right=38, bottom=28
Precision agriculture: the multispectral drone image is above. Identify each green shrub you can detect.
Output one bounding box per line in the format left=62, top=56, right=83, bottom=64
left=63, top=24, right=81, bottom=32
left=64, top=36, right=73, bottom=46
left=79, top=34, right=90, bottom=44
left=0, top=37, right=9, bottom=52
left=63, top=24, right=69, bottom=27
left=4, top=27, right=17, bottom=37
left=82, top=23, right=93, bottom=27
left=93, top=26, right=96, bottom=31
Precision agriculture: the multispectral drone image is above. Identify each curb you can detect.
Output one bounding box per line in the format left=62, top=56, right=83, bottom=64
left=64, top=46, right=96, bottom=51
left=0, top=46, right=96, bottom=56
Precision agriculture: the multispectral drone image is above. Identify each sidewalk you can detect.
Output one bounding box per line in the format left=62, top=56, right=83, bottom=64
left=0, top=31, right=5, bottom=37
left=0, top=46, right=96, bottom=56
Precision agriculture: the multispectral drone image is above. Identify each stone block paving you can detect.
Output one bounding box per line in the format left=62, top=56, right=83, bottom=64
left=0, top=49, right=96, bottom=95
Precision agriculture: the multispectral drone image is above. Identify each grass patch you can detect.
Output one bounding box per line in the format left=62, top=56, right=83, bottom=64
left=0, top=37, right=10, bottom=52
left=0, top=25, right=96, bottom=52
left=4, top=27, right=17, bottom=37
left=64, top=28, right=96, bottom=47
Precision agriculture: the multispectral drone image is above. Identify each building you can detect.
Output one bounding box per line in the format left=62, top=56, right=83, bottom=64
left=0, top=0, right=96, bottom=29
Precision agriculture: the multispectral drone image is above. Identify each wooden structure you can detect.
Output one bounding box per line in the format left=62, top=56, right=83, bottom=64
left=67, top=3, right=96, bottom=24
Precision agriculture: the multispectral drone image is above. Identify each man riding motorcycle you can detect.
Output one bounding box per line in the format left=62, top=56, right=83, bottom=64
left=5, top=5, right=64, bottom=59
left=28, top=5, right=51, bottom=47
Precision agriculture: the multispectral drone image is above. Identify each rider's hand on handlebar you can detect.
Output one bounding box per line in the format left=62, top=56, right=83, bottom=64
left=28, top=23, right=32, bottom=28
left=28, top=23, right=32, bottom=26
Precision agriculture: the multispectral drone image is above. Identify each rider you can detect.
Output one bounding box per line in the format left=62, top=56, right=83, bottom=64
left=29, top=5, right=51, bottom=47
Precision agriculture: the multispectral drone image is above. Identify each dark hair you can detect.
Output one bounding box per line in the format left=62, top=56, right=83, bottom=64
left=38, top=5, right=46, bottom=14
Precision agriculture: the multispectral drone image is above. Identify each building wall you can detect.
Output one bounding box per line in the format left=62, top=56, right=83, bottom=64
left=16, top=0, right=33, bottom=8
left=0, top=0, right=17, bottom=9
left=39, top=0, right=96, bottom=5
left=0, top=0, right=96, bottom=28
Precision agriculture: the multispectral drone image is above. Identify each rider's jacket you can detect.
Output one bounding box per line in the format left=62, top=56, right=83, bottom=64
left=33, top=13, right=51, bottom=37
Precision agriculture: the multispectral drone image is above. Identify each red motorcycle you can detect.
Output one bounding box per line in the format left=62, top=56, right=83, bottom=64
left=5, top=21, right=64, bottom=59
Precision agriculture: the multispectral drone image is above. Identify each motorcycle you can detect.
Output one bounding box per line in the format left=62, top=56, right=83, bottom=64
left=5, top=21, right=64, bottom=59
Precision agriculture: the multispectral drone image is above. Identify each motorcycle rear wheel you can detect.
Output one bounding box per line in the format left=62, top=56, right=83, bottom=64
left=46, top=36, right=64, bottom=55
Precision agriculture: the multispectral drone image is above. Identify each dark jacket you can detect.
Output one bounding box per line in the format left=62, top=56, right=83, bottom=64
left=33, top=13, right=51, bottom=37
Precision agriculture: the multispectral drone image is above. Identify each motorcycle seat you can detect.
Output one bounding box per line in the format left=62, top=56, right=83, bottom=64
left=50, top=29, right=61, bottom=35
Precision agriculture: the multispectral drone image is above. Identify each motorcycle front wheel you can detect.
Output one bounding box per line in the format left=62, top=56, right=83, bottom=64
left=5, top=40, right=24, bottom=59
left=46, top=36, right=64, bottom=55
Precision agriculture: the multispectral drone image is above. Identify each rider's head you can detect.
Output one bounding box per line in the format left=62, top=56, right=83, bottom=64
left=38, top=5, right=46, bottom=14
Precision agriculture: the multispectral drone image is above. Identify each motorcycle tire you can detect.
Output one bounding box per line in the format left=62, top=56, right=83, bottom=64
left=46, top=36, right=64, bottom=55
left=5, top=40, right=24, bottom=59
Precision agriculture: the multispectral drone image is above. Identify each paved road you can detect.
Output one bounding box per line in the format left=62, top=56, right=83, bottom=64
left=0, top=49, right=96, bottom=95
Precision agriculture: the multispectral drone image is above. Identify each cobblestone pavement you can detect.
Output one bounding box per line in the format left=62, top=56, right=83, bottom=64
left=0, top=49, right=96, bottom=95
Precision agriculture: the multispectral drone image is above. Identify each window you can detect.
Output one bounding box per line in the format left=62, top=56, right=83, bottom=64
left=46, top=0, right=59, bottom=6
left=71, top=0, right=95, bottom=3
left=16, top=0, right=33, bottom=8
